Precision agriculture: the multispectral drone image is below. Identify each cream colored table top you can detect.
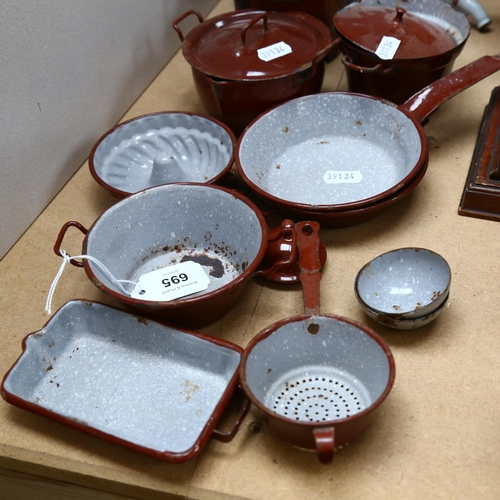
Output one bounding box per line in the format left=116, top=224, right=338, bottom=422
left=1, top=1, right=500, bottom=499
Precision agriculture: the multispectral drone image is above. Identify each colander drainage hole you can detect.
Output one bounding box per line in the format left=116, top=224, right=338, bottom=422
left=272, top=377, right=365, bottom=422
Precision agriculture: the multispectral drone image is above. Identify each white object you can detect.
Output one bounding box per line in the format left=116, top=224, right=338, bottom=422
left=375, top=36, right=401, bottom=60
left=444, top=0, right=491, bottom=30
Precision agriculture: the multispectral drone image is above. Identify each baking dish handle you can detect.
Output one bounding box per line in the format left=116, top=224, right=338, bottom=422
left=172, top=10, right=204, bottom=42
left=314, top=427, right=335, bottom=464
left=211, top=384, right=251, bottom=443
left=54, top=221, right=88, bottom=268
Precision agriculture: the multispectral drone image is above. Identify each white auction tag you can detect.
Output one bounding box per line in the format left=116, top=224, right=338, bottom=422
left=131, top=261, right=210, bottom=301
left=324, top=171, right=363, bottom=184
left=375, top=36, right=401, bottom=60
left=257, top=41, right=292, bottom=62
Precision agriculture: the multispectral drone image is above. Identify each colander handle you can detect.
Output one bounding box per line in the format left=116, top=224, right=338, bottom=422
left=296, top=221, right=322, bottom=315
left=54, top=221, right=89, bottom=268
left=211, top=385, right=251, bottom=443
left=313, top=427, right=335, bottom=464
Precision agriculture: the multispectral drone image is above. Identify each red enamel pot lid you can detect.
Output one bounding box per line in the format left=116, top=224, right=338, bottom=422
left=181, top=10, right=332, bottom=81
left=334, top=4, right=457, bottom=59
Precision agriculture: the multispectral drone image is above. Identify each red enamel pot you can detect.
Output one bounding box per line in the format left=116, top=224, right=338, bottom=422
left=173, top=9, right=334, bottom=135
left=233, top=0, right=348, bottom=32
left=333, top=0, right=471, bottom=104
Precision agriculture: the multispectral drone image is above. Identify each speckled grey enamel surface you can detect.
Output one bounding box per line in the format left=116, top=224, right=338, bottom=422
left=355, top=248, right=451, bottom=317
left=3, top=301, right=241, bottom=454
left=92, top=113, right=233, bottom=194
left=83, top=184, right=263, bottom=298
left=244, top=316, right=391, bottom=423
left=238, top=93, right=423, bottom=206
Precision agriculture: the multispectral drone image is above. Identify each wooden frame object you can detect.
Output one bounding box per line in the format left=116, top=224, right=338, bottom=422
left=459, top=86, right=500, bottom=221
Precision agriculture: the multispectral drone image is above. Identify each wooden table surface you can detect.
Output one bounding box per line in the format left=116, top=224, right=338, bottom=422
left=1, top=1, right=500, bottom=498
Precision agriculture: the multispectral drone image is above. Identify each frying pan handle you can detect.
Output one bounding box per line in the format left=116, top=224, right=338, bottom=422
left=172, top=10, right=204, bottom=42
left=54, top=221, right=88, bottom=268
left=241, top=13, right=269, bottom=46
left=211, top=385, right=251, bottom=443
left=402, top=54, right=500, bottom=124
left=296, top=221, right=322, bottom=315
left=313, top=427, right=335, bottom=464
left=341, top=55, right=393, bottom=75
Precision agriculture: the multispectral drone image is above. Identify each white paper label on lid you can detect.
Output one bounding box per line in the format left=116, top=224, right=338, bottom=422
left=131, top=261, right=210, bottom=302
left=324, top=170, right=363, bottom=184
left=375, top=36, right=401, bottom=60
left=257, top=41, right=292, bottom=62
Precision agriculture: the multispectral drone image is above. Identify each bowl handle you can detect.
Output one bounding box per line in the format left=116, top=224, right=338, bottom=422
left=172, top=10, right=204, bottom=42
left=253, top=220, right=298, bottom=280
left=313, top=427, right=335, bottom=464
left=211, top=385, right=251, bottom=443
left=54, top=221, right=88, bottom=268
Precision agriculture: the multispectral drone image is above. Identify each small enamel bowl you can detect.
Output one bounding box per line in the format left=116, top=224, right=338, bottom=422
left=89, top=111, right=236, bottom=198
left=354, top=248, right=451, bottom=328
left=359, top=292, right=450, bottom=330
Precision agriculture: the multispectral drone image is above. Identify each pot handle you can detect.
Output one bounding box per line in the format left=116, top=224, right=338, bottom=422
left=402, top=54, right=500, bottom=124
left=54, top=221, right=88, bottom=268
left=172, top=10, right=204, bottom=42
left=313, top=38, right=341, bottom=67
left=253, top=219, right=298, bottom=279
left=341, top=54, right=393, bottom=75
left=211, top=385, right=251, bottom=443
left=241, top=13, right=269, bottom=46
left=296, top=221, right=322, bottom=315
left=313, top=427, right=335, bottom=464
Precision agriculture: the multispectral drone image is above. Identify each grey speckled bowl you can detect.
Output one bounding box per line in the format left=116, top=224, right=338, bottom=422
left=89, top=112, right=236, bottom=198
left=354, top=247, right=451, bottom=322
left=359, top=292, right=450, bottom=329
left=55, top=183, right=268, bottom=328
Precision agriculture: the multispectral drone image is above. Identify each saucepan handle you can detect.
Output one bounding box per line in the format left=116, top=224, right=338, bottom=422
left=211, top=384, right=251, bottom=443
left=241, top=13, right=269, bottom=46
left=313, top=427, right=335, bottom=464
left=172, top=10, right=204, bottom=42
left=402, top=53, right=500, bottom=124
left=54, top=221, right=88, bottom=268
left=341, top=54, right=393, bottom=75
